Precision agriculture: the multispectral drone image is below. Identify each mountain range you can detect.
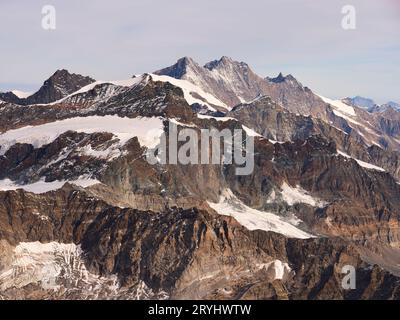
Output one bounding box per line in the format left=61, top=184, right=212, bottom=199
left=1, top=56, right=400, bottom=299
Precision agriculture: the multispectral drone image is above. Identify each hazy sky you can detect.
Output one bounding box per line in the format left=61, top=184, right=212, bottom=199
left=1, top=0, right=399, bottom=103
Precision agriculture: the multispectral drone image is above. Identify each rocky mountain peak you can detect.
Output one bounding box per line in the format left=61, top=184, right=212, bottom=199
left=51, top=68, right=71, bottom=77
left=43, top=69, right=95, bottom=94
left=266, top=73, right=301, bottom=87
left=268, top=72, right=285, bottom=83
left=0, top=70, right=95, bottom=106
left=28, top=69, right=95, bottom=105
left=155, top=56, right=201, bottom=79
left=204, top=56, right=249, bottom=72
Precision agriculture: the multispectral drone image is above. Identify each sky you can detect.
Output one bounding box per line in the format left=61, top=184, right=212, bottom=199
left=0, top=0, right=399, bottom=103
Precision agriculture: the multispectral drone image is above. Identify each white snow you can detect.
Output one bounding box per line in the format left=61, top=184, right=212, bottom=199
left=318, top=94, right=356, bottom=116
left=337, top=150, right=385, bottom=172
left=268, top=139, right=286, bottom=144
left=238, top=96, right=246, bottom=103
left=31, top=211, right=49, bottom=221
left=0, top=115, right=164, bottom=155
left=150, top=74, right=228, bottom=111
left=332, top=109, right=362, bottom=126
left=11, top=90, right=32, bottom=99
left=169, top=118, right=197, bottom=128
left=318, top=94, right=363, bottom=126
left=280, top=182, right=327, bottom=207
left=257, top=260, right=291, bottom=280
left=242, top=125, right=262, bottom=137
left=207, top=189, right=313, bottom=239
left=0, top=177, right=101, bottom=194
left=76, top=144, right=123, bottom=161
left=197, top=114, right=235, bottom=121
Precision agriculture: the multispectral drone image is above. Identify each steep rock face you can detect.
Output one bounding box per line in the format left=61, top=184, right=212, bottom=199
left=0, top=70, right=95, bottom=105
left=1, top=186, right=400, bottom=300
left=0, top=92, right=22, bottom=105
left=228, top=95, right=321, bottom=141
left=264, top=73, right=330, bottom=119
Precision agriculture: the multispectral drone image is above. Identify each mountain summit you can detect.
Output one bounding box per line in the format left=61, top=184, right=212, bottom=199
left=155, top=56, right=273, bottom=108
left=0, top=69, right=95, bottom=105
left=24, top=69, right=95, bottom=105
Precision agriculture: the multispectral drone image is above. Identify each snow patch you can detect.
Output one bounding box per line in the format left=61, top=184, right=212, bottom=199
left=257, top=260, right=291, bottom=280
left=207, top=189, right=313, bottom=239
left=280, top=182, right=327, bottom=207
left=318, top=94, right=363, bottom=126
left=0, top=115, right=164, bottom=155
left=318, top=94, right=356, bottom=116
left=0, top=177, right=101, bottom=194
left=197, top=114, right=235, bottom=121
left=169, top=118, right=197, bottom=128
left=77, top=144, right=123, bottom=161
left=150, top=74, right=228, bottom=111
left=32, top=211, right=49, bottom=221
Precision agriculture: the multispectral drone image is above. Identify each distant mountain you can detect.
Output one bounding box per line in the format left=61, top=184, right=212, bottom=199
left=0, top=69, right=95, bottom=105
left=11, top=90, right=32, bottom=99
left=343, top=96, right=377, bottom=111
left=343, top=96, right=400, bottom=114
left=380, top=101, right=400, bottom=112
left=0, top=91, right=21, bottom=104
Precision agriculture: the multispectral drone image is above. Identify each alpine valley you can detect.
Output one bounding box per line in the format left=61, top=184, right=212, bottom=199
left=1, top=56, right=400, bottom=300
